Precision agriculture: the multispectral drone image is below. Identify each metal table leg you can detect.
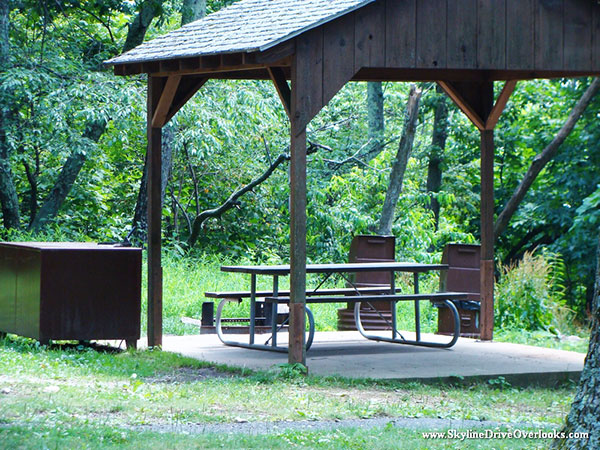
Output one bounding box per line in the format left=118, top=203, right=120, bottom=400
left=390, top=272, right=398, bottom=339
left=414, top=272, right=421, bottom=342
left=249, top=274, right=256, bottom=345
left=354, top=299, right=460, bottom=348
left=215, top=298, right=315, bottom=353
left=271, top=275, right=278, bottom=347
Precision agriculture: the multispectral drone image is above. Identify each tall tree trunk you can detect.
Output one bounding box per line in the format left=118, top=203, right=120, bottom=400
left=365, top=81, right=384, bottom=160
left=0, top=139, right=19, bottom=230
left=0, top=0, right=8, bottom=64
left=0, top=0, right=20, bottom=230
left=552, top=234, right=600, bottom=449
left=131, top=124, right=174, bottom=243
left=130, top=1, right=206, bottom=244
left=494, top=78, right=600, bottom=238
left=131, top=154, right=149, bottom=241
left=377, top=84, right=422, bottom=235
left=23, top=158, right=39, bottom=224
left=122, top=0, right=165, bottom=53
left=29, top=120, right=106, bottom=232
left=426, top=85, right=449, bottom=231
left=181, top=0, right=205, bottom=25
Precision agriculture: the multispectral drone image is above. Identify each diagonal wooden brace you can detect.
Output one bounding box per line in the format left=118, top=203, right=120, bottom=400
left=437, top=80, right=517, bottom=131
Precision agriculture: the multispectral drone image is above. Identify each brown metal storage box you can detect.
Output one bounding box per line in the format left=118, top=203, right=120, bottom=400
left=337, top=235, right=395, bottom=330
left=437, top=243, right=481, bottom=338
left=0, top=242, right=141, bottom=345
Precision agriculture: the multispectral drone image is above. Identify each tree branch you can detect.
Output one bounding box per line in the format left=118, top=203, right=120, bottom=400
left=494, top=78, right=600, bottom=238
left=29, top=119, right=106, bottom=232
left=378, top=84, right=423, bottom=235
left=187, top=151, right=291, bottom=247
left=170, top=190, right=192, bottom=234
left=186, top=143, right=319, bottom=247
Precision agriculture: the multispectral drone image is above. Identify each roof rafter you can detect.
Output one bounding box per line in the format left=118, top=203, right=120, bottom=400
left=268, top=66, right=291, bottom=117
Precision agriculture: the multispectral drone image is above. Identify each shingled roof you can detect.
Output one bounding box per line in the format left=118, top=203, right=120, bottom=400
left=107, top=0, right=372, bottom=66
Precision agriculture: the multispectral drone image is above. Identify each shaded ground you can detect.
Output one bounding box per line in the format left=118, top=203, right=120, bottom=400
left=144, top=366, right=234, bottom=383
left=133, top=416, right=556, bottom=435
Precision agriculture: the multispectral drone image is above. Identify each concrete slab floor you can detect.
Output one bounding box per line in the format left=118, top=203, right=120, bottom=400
left=157, top=331, right=585, bottom=385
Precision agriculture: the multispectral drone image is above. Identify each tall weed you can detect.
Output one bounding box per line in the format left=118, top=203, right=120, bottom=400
left=495, top=250, right=574, bottom=334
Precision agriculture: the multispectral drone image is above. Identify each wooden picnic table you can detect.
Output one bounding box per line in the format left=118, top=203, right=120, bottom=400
left=210, top=262, right=466, bottom=353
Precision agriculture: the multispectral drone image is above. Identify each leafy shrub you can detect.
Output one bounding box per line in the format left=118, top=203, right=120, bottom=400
left=495, top=251, right=569, bottom=333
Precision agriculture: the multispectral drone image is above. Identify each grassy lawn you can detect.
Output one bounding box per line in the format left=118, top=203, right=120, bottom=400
left=0, top=335, right=574, bottom=449
left=1, top=423, right=551, bottom=449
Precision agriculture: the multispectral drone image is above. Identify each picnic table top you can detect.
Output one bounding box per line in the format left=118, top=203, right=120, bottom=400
left=221, top=262, right=448, bottom=276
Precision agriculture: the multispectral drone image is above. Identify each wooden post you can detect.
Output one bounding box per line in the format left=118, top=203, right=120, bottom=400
left=479, top=81, right=495, bottom=342
left=147, top=76, right=163, bottom=348
left=288, top=61, right=307, bottom=366
left=438, top=80, right=517, bottom=341
left=480, top=128, right=495, bottom=341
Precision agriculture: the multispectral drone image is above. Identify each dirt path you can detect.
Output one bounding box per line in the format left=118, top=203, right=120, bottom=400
left=134, top=416, right=557, bottom=435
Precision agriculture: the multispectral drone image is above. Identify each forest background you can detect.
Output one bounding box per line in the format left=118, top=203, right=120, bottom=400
left=0, top=0, right=599, bottom=330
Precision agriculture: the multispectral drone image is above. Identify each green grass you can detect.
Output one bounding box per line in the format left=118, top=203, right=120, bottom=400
left=0, top=336, right=574, bottom=426
left=0, top=335, right=575, bottom=448
left=494, top=329, right=590, bottom=354
left=0, top=422, right=551, bottom=449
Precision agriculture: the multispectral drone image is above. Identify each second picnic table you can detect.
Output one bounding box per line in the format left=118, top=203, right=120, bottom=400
left=206, top=262, right=467, bottom=353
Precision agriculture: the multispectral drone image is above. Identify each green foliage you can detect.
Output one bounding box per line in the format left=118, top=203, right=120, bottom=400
left=495, top=251, right=571, bottom=333
left=273, top=362, right=308, bottom=380
left=493, top=79, right=600, bottom=316
left=487, top=376, right=512, bottom=390
left=494, top=329, right=589, bottom=354
left=0, top=423, right=552, bottom=449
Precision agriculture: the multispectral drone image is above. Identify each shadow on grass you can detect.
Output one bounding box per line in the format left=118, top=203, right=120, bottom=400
left=0, top=334, right=246, bottom=380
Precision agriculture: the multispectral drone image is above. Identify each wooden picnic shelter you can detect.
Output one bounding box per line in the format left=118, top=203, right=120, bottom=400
left=107, top=0, right=600, bottom=365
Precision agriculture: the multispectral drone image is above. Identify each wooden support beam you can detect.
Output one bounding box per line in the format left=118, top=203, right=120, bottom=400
left=438, top=80, right=510, bottom=341
left=152, top=75, right=181, bottom=128
left=267, top=67, right=291, bottom=117
left=437, top=80, right=486, bottom=130
left=288, top=58, right=307, bottom=366
left=485, top=80, right=518, bottom=130
left=293, top=28, right=324, bottom=135
left=164, top=76, right=207, bottom=124
left=480, top=128, right=495, bottom=341
left=438, top=80, right=517, bottom=131
left=147, top=76, right=164, bottom=348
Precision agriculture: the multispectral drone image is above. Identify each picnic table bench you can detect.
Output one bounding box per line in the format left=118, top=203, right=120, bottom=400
left=204, top=286, right=395, bottom=300
left=205, top=262, right=468, bottom=353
